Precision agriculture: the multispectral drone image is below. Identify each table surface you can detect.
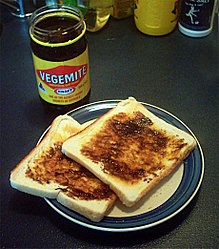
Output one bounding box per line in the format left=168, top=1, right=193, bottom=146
left=1, top=6, right=218, bottom=248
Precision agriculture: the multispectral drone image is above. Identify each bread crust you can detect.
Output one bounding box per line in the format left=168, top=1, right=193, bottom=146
left=10, top=115, right=116, bottom=222
left=62, top=97, right=197, bottom=207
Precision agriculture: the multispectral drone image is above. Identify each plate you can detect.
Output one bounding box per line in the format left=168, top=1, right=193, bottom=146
left=44, top=100, right=204, bottom=232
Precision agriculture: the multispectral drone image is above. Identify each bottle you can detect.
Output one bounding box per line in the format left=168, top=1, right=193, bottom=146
left=112, top=0, right=134, bottom=19
left=29, top=4, right=90, bottom=114
left=178, top=0, right=218, bottom=37
left=62, top=0, right=88, bottom=15
left=46, top=0, right=62, bottom=5
left=134, top=0, right=179, bottom=36
left=85, top=0, right=113, bottom=32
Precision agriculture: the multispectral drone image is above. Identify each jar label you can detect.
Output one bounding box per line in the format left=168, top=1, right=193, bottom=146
left=32, top=47, right=90, bottom=105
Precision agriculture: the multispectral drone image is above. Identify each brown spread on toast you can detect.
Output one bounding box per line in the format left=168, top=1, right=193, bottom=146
left=81, top=111, right=187, bottom=182
left=26, top=142, right=113, bottom=200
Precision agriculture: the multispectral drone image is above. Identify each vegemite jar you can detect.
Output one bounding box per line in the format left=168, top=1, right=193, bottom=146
left=29, top=4, right=90, bottom=113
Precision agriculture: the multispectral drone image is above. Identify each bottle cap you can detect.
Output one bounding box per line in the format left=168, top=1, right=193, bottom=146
left=178, top=23, right=213, bottom=38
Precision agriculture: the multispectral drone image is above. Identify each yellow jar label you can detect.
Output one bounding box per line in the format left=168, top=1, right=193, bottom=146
left=32, top=47, right=90, bottom=105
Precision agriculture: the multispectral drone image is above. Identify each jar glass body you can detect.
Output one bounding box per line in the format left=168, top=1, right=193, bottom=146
left=29, top=4, right=90, bottom=114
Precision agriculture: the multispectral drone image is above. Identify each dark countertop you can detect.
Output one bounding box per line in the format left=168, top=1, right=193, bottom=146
left=1, top=6, right=218, bottom=248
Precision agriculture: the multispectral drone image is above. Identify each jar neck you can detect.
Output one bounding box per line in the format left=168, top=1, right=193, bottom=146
left=29, top=4, right=86, bottom=47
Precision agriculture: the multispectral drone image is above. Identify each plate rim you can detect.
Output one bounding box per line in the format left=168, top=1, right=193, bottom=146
left=44, top=99, right=205, bottom=232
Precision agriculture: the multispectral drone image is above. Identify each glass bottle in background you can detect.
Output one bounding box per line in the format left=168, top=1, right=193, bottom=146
left=62, top=0, right=88, bottom=15
left=134, top=0, right=179, bottom=36
left=85, top=0, right=113, bottom=32
left=45, top=0, right=63, bottom=5
left=112, top=0, right=134, bottom=19
left=178, top=0, right=218, bottom=37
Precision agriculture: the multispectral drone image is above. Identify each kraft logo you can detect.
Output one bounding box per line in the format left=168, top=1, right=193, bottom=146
left=55, top=87, right=75, bottom=95
left=37, top=65, right=87, bottom=89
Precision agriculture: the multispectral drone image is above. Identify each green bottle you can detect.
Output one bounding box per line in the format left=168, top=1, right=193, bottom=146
left=62, top=0, right=89, bottom=15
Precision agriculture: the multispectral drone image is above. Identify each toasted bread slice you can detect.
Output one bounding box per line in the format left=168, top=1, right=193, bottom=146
left=10, top=115, right=116, bottom=222
left=62, top=97, right=197, bottom=207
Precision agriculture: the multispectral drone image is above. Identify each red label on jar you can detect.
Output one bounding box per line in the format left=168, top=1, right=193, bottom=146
left=36, top=64, right=88, bottom=90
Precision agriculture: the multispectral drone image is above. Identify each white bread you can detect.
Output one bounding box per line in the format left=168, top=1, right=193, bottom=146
left=62, top=97, right=197, bottom=207
left=10, top=115, right=116, bottom=222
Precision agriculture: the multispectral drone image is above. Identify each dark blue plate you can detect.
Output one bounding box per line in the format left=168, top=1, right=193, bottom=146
left=45, top=100, right=204, bottom=232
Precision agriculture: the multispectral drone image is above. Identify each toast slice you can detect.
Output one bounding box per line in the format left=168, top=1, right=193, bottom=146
left=62, top=97, right=197, bottom=207
left=10, top=115, right=116, bottom=222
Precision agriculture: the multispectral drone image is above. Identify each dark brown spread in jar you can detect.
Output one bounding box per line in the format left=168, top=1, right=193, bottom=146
left=31, top=15, right=87, bottom=61
left=29, top=5, right=90, bottom=114
left=81, top=111, right=187, bottom=183
left=26, top=142, right=113, bottom=200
